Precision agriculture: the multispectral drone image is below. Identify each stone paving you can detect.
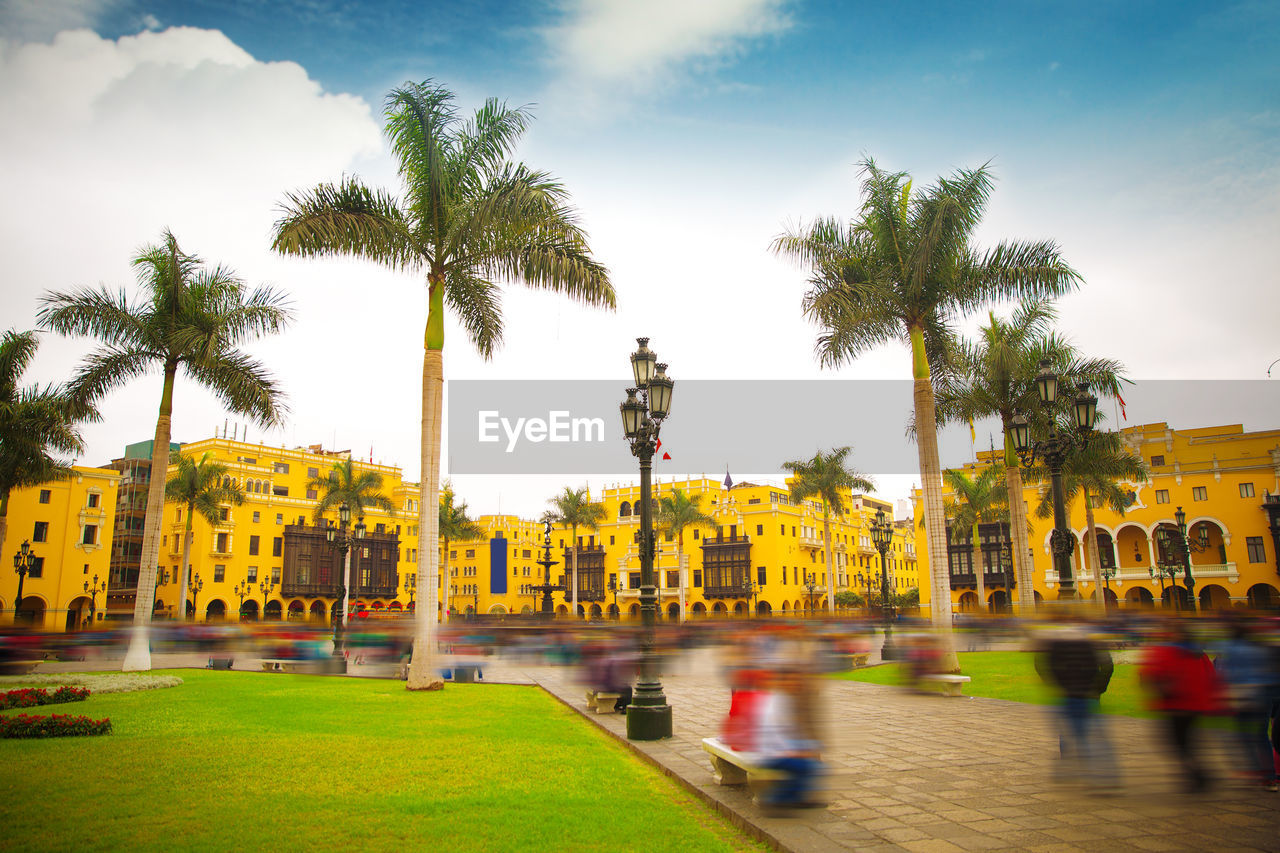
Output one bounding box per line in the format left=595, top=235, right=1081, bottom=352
left=529, top=654, right=1280, bottom=853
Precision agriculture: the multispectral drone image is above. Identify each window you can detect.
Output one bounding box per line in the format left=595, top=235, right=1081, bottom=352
left=272, top=485, right=288, bottom=497
left=666, top=570, right=678, bottom=588
left=87, top=493, right=100, bottom=508
left=1155, top=489, right=1170, bottom=504
left=32, top=521, right=48, bottom=543
left=780, top=524, right=785, bottom=535
left=82, top=524, right=98, bottom=545
left=249, top=535, right=260, bottom=556
left=276, top=513, right=284, bottom=524
left=756, top=524, right=764, bottom=536
left=465, top=549, right=475, bottom=558
left=214, top=565, right=226, bottom=582
left=1240, top=483, right=1255, bottom=498
left=609, top=536, right=615, bottom=545
left=1192, top=486, right=1207, bottom=502
left=792, top=527, right=796, bottom=536
left=38, top=489, right=51, bottom=504
left=376, top=523, right=385, bottom=534
left=449, top=551, right=456, bottom=559
left=692, top=570, right=702, bottom=587
left=220, top=507, right=230, bottom=522
left=27, top=556, right=43, bottom=578
left=273, top=462, right=289, bottom=474
left=1151, top=455, right=1164, bottom=467
left=247, top=566, right=258, bottom=582
left=1247, top=537, right=1266, bottom=563
left=307, top=467, right=319, bottom=478
left=692, top=529, right=699, bottom=540
left=306, top=488, right=317, bottom=500
left=252, top=511, right=260, bottom=523
left=271, top=567, right=280, bottom=583
left=757, top=566, right=766, bottom=585
left=272, top=537, right=282, bottom=557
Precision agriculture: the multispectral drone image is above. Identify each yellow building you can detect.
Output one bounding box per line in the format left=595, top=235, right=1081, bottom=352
left=912, top=421, right=1280, bottom=613
left=1, top=465, right=120, bottom=630
left=135, top=436, right=426, bottom=623
left=440, top=476, right=920, bottom=620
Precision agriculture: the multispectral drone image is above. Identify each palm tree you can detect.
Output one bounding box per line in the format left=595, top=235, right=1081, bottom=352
left=783, top=447, right=876, bottom=614
left=165, top=451, right=244, bottom=621
left=439, top=482, right=483, bottom=621
left=0, top=329, right=93, bottom=558
left=941, top=466, right=1008, bottom=613
left=38, top=230, right=291, bottom=670
left=310, top=457, right=396, bottom=626
left=1033, top=429, right=1147, bottom=611
left=547, top=486, right=606, bottom=618
left=772, top=159, right=1080, bottom=671
left=934, top=301, right=1126, bottom=613
left=656, top=488, right=716, bottom=621
left=272, top=81, right=614, bottom=689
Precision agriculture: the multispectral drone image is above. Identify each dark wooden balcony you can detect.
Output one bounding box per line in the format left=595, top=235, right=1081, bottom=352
left=281, top=582, right=344, bottom=598
left=703, top=584, right=753, bottom=599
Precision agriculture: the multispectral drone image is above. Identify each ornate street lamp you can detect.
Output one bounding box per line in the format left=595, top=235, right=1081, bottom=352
left=188, top=572, right=203, bottom=618
left=233, top=580, right=251, bottom=620
left=82, top=574, right=104, bottom=627
left=326, top=503, right=366, bottom=666
left=803, top=571, right=819, bottom=617
left=259, top=576, right=278, bottom=620
left=12, top=540, right=36, bottom=624
left=406, top=573, right=417, bottom=609
left=1155, top=506, right=1210, bottom=613
left=619, top=336, right=674, bottom=741
left=1011, top=360, right=1099, bottom=600
left=608, top=574, right=619, bottom=619
left=871, top=509, right=897, bottom=660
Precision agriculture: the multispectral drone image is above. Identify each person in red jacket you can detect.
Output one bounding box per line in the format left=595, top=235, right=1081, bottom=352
left=1140, top=619, right=1224, bottom=793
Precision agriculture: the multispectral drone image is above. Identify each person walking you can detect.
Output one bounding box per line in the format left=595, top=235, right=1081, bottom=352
left=1215, top=617, right=1278, bottom=791
left=1035, top=622, right=1119, bottom=785
left=1141, top=619, right=1224, bottom=793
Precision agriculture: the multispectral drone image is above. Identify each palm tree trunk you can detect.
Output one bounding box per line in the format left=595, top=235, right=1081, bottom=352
left=1002, top=429, right=1035, bottom=614
left=441, top=537, right=450, bottom=624
left=571, top=523, right=579, bottom=619
left=910, top=328, right=959, bottom=672
left=342, top=546, right=352, bottom=627
left=972, top=520, right=985, bottom=613
left=822, top=512, right=835, bottom=614
left=408, top=291, right=445, bottom=690
left=677, top=532, right=685, bottom=622
left=123, top=360, right=177, bottom=671
left=177, top=512, right=193, bottom=622
left=1084, top=490, right=1106, bottom=612
left=0, top=489, right=10, bottom=575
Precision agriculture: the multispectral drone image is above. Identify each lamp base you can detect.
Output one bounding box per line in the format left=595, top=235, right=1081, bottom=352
left=626, top=703, right=673, bottom=741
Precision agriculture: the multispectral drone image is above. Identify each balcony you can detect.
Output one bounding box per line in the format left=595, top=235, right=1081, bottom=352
left=703, top=584, right=754, bottom=599
left=281, top=582, right=344, bottom=598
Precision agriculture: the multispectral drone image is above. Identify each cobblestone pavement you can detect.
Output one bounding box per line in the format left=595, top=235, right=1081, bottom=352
left=529, top=655, right=1280, bottom=853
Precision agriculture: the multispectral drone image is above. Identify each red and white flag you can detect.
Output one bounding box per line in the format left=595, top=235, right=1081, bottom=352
left=1117, top=394, right=1127, bottom=422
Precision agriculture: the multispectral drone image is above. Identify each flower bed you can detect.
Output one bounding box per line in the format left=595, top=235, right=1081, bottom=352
left=0, top=713, right=112, bottom=738
left=0, top=686, right=90, bottom=710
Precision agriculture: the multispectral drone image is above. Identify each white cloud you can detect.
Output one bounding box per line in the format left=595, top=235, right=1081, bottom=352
left=0, top=0, right=121, bottom=42
left=544, top=0, right=791, bottom=93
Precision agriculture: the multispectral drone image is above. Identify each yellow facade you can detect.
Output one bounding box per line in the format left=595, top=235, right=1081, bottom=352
left=1, top=466, right=120, bottom=629
left=442, top=477, right=920, bottom=619
left=912, top=422, right=1280, bottom=613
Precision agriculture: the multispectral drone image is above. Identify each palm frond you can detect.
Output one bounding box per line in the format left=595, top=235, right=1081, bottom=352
left=272, top=177, right=416, bottom=269
left=444, top=272, right=504, bottom=360
left=183, top=348, right=288, bottom=428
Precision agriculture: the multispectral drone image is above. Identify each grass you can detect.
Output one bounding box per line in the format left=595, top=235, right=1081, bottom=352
left=832, top=651, right=1155, bottom=718
left=0, top=671, right=759, bottom=853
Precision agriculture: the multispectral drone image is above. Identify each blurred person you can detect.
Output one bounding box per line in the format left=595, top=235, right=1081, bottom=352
left=1035, top=622, right=1118, bottom=786
left=755, top=667, right=823, bottom=814
left=1215, top=618, right=1278, bottom=791
left=1141, top=619, right=1224, bottom=793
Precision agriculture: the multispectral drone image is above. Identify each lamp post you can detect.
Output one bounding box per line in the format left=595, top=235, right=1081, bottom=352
left=188, top=572, right=203, bottom=619
left=12, top=540, right=36, bottom=624
left=619, top=336, right=674, bottom=741
left=326, top=502, right=366, bottom=665
left=1155, top=506, right=1209, bottom=614
left=871, top=509, right=897, bottom=661
left=259, top=576, right=278, bottom=620
left=744, top=579, right=758, bottom=617
left=406, top=573, right=417, bottom=610
left=1100, top=564, right=1116, bottom=610
left=84, top=574, right=104, bottom=626
left=608, top=574, right=618, bottom=619
left=233, top=580, right=250, bottom=620
left=1011, top=359, right=1099, bottom=600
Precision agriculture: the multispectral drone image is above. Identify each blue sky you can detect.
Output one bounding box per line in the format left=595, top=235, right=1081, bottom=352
left=1, top=0, right=1276, bottom=515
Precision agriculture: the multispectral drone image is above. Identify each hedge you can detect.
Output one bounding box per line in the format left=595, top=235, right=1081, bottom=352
left=0, top=713, right=112, bottom=738
left=0, top=686, right=90, bottom=710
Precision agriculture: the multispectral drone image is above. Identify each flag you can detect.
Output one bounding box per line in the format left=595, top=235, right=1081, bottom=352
left=1117, top=394, right=1127, bottom=422
left=968, top=418, right=976, bottom=443
left=723, top=470, right=733, bottom=489
left=662, top=452, right=671, bottom=461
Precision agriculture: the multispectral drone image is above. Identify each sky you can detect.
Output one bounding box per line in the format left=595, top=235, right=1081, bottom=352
left=2, top=0, right=1277, bottom=520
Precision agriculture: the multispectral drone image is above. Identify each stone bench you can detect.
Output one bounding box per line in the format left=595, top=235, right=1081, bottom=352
left=701, top=736, right=785, bottom=801
left=919, top=673, right=971, bottom=697
left=584, top=690, right=623, bottom=714
left=206, top=657, right=233, bottom=670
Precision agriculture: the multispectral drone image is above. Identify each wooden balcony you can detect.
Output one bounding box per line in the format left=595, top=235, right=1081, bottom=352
left=281, top=582, right=344, bottom=598
left=703, top=584, right=754, bottom=599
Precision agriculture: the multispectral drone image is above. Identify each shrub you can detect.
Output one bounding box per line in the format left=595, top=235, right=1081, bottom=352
left=0, top=713, right=112, bottom=738
left=0, top=686, right=91, bottom=710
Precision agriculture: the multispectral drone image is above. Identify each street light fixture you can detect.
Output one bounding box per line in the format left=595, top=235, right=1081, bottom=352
left=233, top=580, right=251, bottom=620
left=803, top=571, right=819, bottom=617
left=608, top=574, right=618, bottom=619
left=406, top=573, right=417, bottom=609
left=619, top=336, right=674, bottom=741
left=188, top=572, right=203, bottom=619
left=326, top=503, right=366, bottom=666
left=12, top=540, right=36, bottom=624
left=871, top=509, right=897, bottom=661
left=1011, top=359, right=1099, bottom=600
left=1155, top=506, right=1210, bottom=613
left=259, top=576, right=278, bottom=620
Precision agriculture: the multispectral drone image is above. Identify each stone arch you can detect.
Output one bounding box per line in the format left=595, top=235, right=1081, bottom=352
left=264, top=599, right=283, bottom=620
left=607, top=603, right=619, bottom=619
left=780, top=601, right=789, bottom=612
left=556, top=604, right=568, bottom=615
left=957, top=591, right=980, bottom=612
left=1162, top=585, right=1191, bottom=610
left=756, top=601, right=772, bottom=616
left=287, top=600, right=305, bottom=620
left=588, top=603, right=602, bottom=618
left=309, top=600, right=327, bottom=621
left=1247, top=583, right=1279, bottom=609
left=619, top=501, right=632, bottom=517
left=629, top=603, right=641, bottom=617
left=65, top=595, right=92, bottom=631
left=733, top=601, right=746, bottom=615
left=240, top=599, right=259, bottom=621
left=16, top=594, right=46, bottom=626
left=1198, top=584, right=1231, bottom=611
left=691, top=602, right=706, bottom=616
left=666, top=602, right=680, bottom=620
left=712, top=601, right=727, bottom=614
left=206, top=599, right=227, bottom=621
left=1125, top=586, right=1154, bottom=607
left=521, top=605, right=533, bottom=614
left=489, top=603, right=509, bottom=615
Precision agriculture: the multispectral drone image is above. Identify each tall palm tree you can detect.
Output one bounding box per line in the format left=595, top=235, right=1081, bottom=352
left=39, top=230, right=291, bottom=670
left=547, top=486, right=606, bottom=618
left=165, top=450, right=243, bottom=621
left=783, top=447, right=876, bottom=614
left=272, top=81, right=614, bottom=689
left=439, top=481, right=483, bottom=621
left=0, top=329, right=92, bottom=558
left=934, top=301, right=1126, bottom=612
left=941, top=465, right=1008, bottom=612
left=310, top=457, right=396, bottom=626
left=772, top=159, right=1080, bottom=671
left=656, top=488, right=716, bottom=621
left=1033, top=430, right=1147, bottom=611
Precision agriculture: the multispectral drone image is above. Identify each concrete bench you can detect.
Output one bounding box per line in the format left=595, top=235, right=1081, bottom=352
left=848, top=652, right=870, bottom=668
left=701, top=737, right=786, bottom=801
left=206, top=657, right=233, bottom=670
left=585, top=690, right=623, bottom=714
left=261, top=659, right=287, bottom=672
left=919, top=673, right=971, bottom=697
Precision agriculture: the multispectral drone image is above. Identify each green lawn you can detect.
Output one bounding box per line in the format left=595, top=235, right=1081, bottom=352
left=0, top=671, right=758, bottom=853
left=833, top=651, right=1154, bottom=718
